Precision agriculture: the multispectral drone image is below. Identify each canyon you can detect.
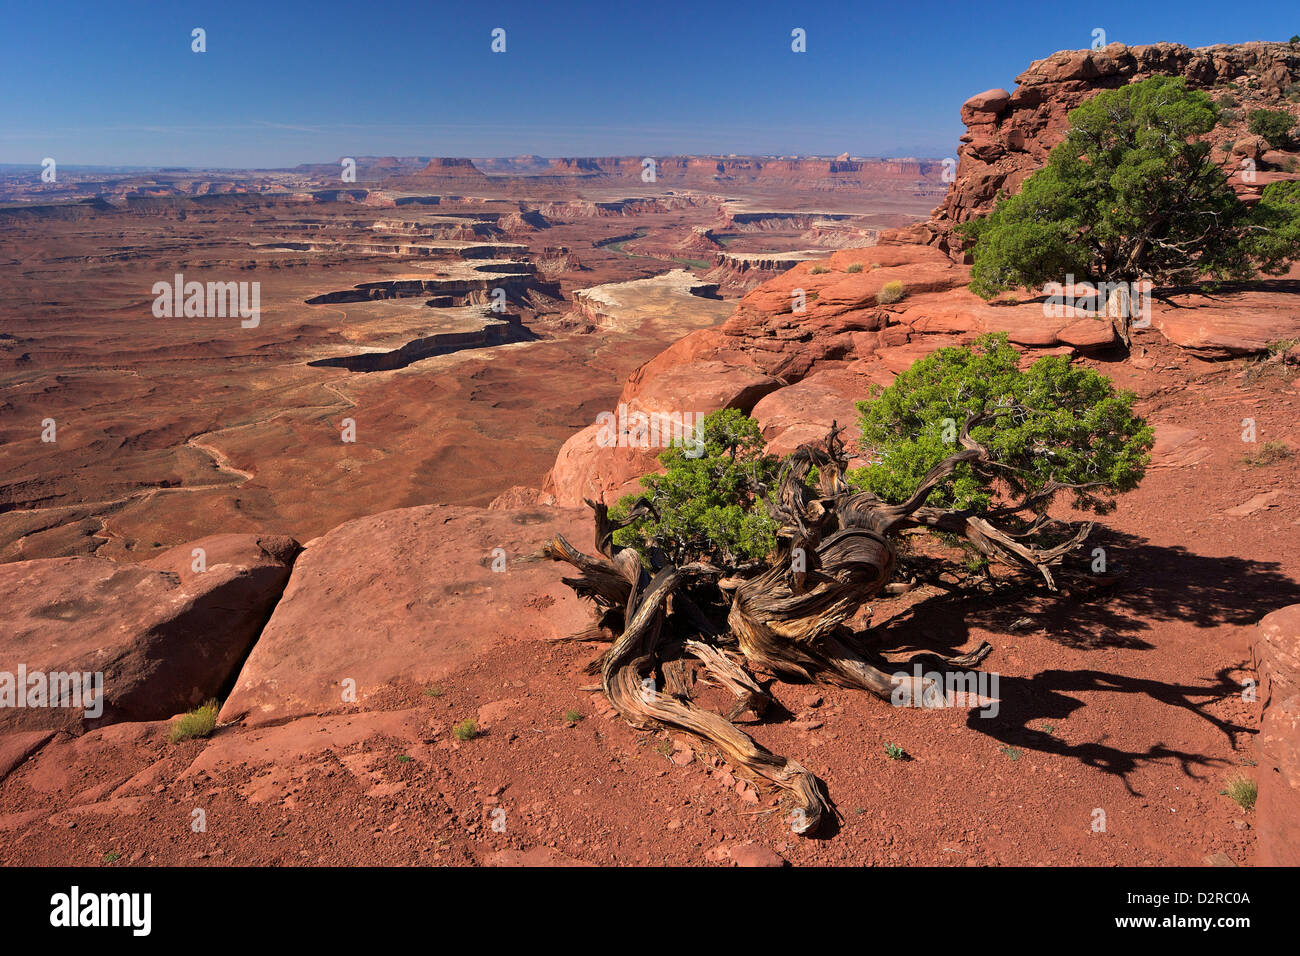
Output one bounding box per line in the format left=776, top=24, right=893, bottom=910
left=2, top=41, right=1299, bottom=868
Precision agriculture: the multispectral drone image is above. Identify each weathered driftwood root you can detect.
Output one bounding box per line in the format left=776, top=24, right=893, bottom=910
left=542, top=415, right=1094, bottom=836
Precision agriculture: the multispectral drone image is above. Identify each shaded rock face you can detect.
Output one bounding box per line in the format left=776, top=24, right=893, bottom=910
left=1253, top=604, right=1300, bottom=867
left=883, top=41, right=1300, bottom=257
left=218, top=505, right=592, bottom=728
left=0, top=534, right=299, bottom=734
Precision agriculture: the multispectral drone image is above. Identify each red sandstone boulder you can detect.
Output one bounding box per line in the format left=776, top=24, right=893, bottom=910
left=960, top=88, right=1011, bottom=122
left=546, top=360, right=782, bottom=507
left=218, top=506, right=591, bottom=727
left=0, top=534, right=299, bottom=734
left=543, top=422, right=661, bottom=508
left=1152, top=292, right=1300, bottom=356
left=1253, top=604, right=1300, bottom=866
left=750, top=367, right=873, bottom=451
left=621, top=359, right=781, bottom=417
left=620, top=328, right=729, bottom=405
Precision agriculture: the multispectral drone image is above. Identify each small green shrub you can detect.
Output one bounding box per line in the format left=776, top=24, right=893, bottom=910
left=810, top=265, right=829, bottom=275
left=875, top=280, right=906, bottom=305
left=1223, top=775, right=1257, bottom=811
left=563, top=709, right=584, bottom=723
left=453, top=719, right=478, bottom=741
left=1001, top=746, right=1022, bottom=762
left=169, top=700, right=218, bottom=743
left=1248, top=108, right=1296, bottom=148
left=884, top=742, right=908, bottom=761
left=849, top=334, right=1152, bottom=515
left=1242, top=440, right=1294, bottom=466
left=610, top=408, right=781, bottom=565
left=846, top=262, right=864, bottom=273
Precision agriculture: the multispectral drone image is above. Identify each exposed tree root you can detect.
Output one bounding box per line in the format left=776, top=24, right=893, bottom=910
left=540, top=415, right=1096, bottom=836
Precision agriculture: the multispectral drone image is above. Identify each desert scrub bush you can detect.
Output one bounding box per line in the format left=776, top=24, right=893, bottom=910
left=849, top=333, right=1153, bottom=516
left=169, top=700, right=218, bottom=743
left=1214, top=92, right=1238, bottom=109
left=810, top=265, right=829, bottom=274
left=1223, top=775, right=1257, bottom=811
left=452, top=718, right=478, bottom=741
left=846, top=262, right=864, bottom=273
left=1242, top=440, right=1294, bottom=466
left=1248, top=108, right=1296, bottom=148
left=610, top=408, right=782, bottom=565
left=563, top=709, right=584, bottom=722
left=875, top=280, right=906, bottom=304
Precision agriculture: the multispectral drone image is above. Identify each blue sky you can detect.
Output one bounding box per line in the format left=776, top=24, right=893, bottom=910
left=1, top=0, right=1295, bottom=167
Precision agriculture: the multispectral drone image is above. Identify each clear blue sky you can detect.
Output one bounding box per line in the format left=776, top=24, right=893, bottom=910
left=1, top=0, right=1295, bottom=167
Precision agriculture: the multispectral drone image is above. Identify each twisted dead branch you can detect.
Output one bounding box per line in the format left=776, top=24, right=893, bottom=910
left=539, top=412, right=1096, bottom=836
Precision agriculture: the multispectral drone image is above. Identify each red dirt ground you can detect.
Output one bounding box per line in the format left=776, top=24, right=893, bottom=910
left=2, top=334, right=1294, bottom=867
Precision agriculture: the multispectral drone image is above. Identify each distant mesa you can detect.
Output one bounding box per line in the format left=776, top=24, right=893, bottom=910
left=549, top=157, right=604, bottom=174
left=676, top=226, right=723, bottom=254
left=414, top=157, right=488, bottom=180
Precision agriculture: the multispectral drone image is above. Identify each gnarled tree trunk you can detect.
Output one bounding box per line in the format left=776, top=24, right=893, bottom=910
left=538, top=414, right=1091, bottom=835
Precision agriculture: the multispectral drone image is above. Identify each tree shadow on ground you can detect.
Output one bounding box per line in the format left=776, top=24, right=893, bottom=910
left=868, top=526, right=1300, bottom=654
left=850, top=528, right=1290, bottom=791
left=960, top=664, right=1253, bottom=796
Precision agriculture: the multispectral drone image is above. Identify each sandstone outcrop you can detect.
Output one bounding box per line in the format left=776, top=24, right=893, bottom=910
left=881, top=41, right=1300, bottom=258
left=0, top=534, right=299, bottom=733
left=218, top=506, right=591, bottom=727
left=542, top=360, right=782, bottom=507
left=1253, top=604, right=1300, bottom=866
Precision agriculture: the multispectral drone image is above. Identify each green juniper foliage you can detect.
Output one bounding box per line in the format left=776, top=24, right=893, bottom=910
left=610, top=408, right=780, bottom=564
left=960, top=77, right=1300, bottom=297
left=848, top=334, right=1153, bottom=516
left=1247, top=108, right=1296, bottom=148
